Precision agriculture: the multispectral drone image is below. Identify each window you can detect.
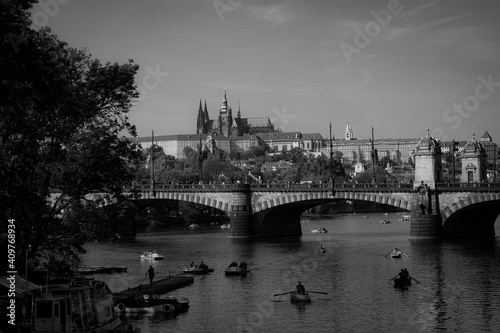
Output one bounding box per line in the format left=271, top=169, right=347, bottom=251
left=36, top=300, right=53, bottom=318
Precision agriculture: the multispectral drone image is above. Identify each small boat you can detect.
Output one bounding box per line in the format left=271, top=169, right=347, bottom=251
left=188, top=223, right=200, bottom=229
left=183, top=266, right=214, bottom=275
left=220, top=224, right=230, bottom=229
left=225, top=266, right=248, bottom=276
left=401, top=214, right=410, bottom=221
left=390, top=249, right=402, bottom=258
left=394, top=277, right=412, bottom=289
left=115, top=294, right=189, bottom=314
left=30, top=280, right=121, bottom=333
left=311, top=228, right=328, bottom=233
left=76, top=266, right=128, bottom=275
left=290, top=292, right=312, bottom=303
left=140, top=251, right=164, bottom=260
left=380, top=220, right=391, bottom=224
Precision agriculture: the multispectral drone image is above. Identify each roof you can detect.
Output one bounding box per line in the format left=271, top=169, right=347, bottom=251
left=0, top=276, right=41, bottom=294
left=245, top=117, right=273, bottom=127
left=302, top=133, right=324, bottom=140
left=481, top=131, right=492, bottom=139
left=257, top=132, right=302, bottom=140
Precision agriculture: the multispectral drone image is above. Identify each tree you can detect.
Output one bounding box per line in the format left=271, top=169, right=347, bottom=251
left=1, top=2, right=142, bottom=273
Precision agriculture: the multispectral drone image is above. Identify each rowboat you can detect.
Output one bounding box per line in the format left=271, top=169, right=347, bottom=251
left=188, top=223, right=200, bottom=229
left=391, top=249, right=402, bottom=258
left=380, top=220, right=391, bottom=224
left=220, top=224, right=230, bottom=229
left=394, top=277, right=412, bottom=289
left=311, top=228, right=328, bottom=233
left=290, top=292, right=311, bottom=303
left=224, top=267, right=248, bottom=276
left=183, top=267, right=214, bottom=275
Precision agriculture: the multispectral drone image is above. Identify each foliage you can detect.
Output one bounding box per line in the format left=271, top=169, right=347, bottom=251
left=1, top=2, right=142, bottom=272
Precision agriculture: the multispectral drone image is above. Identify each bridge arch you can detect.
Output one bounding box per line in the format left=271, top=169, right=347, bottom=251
left=135, top=191, right=233, bottom=213
left=440, top=193, right=500, bottom=238
left=252, top=190, right=412, bottom=213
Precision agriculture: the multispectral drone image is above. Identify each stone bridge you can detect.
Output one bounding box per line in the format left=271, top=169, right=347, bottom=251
left=117, top=182, right=500, bottom=240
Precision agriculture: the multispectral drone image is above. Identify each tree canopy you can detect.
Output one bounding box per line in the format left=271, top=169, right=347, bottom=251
left=1, top=1, right=142, bottom=273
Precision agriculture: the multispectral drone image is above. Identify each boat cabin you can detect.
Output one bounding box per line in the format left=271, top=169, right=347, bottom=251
left=33, top=280, right=119, bottom=332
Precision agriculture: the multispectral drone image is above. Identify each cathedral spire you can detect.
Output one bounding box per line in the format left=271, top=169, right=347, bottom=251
left=204, top=100, right=209, bottom=121
left=196, top=99, right=204, bottom=134
left=237, top=100, right=241, bottom=118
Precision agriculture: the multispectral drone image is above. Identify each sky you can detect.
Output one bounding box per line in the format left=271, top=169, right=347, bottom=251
left=31, top=0, right=500, bottom=142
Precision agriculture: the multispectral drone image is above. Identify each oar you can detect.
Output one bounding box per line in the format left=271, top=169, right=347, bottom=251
left=307, top=291, right=329, bottom=295
left=389, top=275, right=398, bottom=282
left=273, top=291, right=293, bottom=297
left=403, top=252, right=411, bottom=257
left=410, top=277, right=420, bottom=284
left=384, top=251, right=393, bottom=258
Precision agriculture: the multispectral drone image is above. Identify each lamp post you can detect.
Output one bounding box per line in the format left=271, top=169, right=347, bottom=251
left=150, top=130, right=156, bottom=198
left=371, top=126, right=376, bottom=183
left=329, top=122, right=335, bottom=195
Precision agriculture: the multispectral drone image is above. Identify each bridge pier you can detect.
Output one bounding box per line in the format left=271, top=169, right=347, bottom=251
left=228, top=184, right=254, bottom=239
left=409, top=189, right=442, bottom=241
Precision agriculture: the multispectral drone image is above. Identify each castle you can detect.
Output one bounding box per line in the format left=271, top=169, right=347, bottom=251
left=196, top=88, right=276, bottom=137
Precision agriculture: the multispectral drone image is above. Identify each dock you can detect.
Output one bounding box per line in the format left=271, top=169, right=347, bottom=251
left=114, top=275, right=194, bottom=298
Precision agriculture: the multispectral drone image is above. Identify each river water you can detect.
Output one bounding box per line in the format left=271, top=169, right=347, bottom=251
left=82, top=213, right=500, bottom=333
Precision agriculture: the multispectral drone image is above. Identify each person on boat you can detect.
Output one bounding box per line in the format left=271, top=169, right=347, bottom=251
left=190, top=262, right=195, bottom=268
left=146, top=265, right=155, bottom=288
left=396, top=269, right=405, bottom=281
left=403, top=268, right=410, bottom=282
left=296, top=281, right=306, bottom=295
left=320, top=245, right=326, bottom=255
left=199, top=261, right=208, bottom=269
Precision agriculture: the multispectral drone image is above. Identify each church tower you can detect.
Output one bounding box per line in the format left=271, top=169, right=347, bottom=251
left=345, top=123, right=354, bottom=140
left=218, top=88, right=233, bottom=137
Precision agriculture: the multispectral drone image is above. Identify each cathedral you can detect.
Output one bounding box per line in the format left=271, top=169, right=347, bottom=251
left=196, top=88, right=276, bottom=137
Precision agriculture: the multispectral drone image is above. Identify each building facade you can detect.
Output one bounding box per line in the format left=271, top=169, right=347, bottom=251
left=135, top=134, right=263, bottom=160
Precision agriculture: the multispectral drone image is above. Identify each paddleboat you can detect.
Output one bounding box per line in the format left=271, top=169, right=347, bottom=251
left=290, top=292, right=312, bottom=303
left=225, top=266, right=248, bottom=276
left=183, top=265, right=214, bottom=275
left=140, top=251, right=164, bottom=260
left=28, top=280, right=121, bottom=333
left=115, top=293, right=189, bottom=314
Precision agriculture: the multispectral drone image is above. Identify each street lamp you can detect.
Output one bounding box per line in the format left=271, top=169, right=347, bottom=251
left=371, top=126, right=376, bottom=183
left=329, top=122, right=335, bottom=196
left=150, top=130, right=156, bottom=198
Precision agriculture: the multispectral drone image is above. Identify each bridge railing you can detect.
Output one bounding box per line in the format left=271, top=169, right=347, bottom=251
left=131, top=182, right=416, bottom=191
left=436, top=182, right=500, bottom=190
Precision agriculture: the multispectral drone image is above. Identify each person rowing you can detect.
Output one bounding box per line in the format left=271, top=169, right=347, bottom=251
left=296, top=281, right=306, bottom=295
